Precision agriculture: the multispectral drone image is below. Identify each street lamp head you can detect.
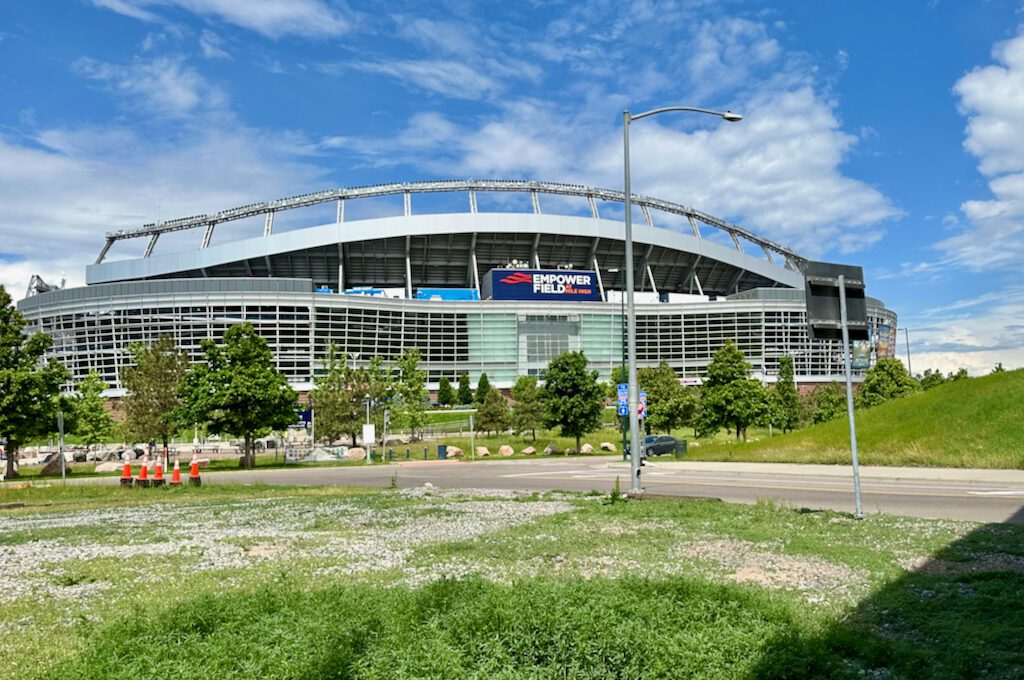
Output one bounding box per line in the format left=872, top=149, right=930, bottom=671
left=721, top=111, right=743, bottom=122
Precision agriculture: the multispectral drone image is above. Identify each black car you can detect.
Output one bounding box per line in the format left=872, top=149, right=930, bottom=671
left=641, top=434, right=678, bottom=457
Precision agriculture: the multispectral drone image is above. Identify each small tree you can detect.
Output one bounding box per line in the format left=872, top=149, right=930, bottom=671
left=510, top=375, right=542, bottom=440
left=992, top=363, right=1006, bottom=374
left=475, top=372, right=491, bottom=405
left=857, top=357, right=919, bottom=409
left=178, top=324, right=297, bottom=468
left=805, top=383, right=846, bottom=424
left=309, top=345, right=362, bottom=446
left=639, top=361, right=697, bottom=435
left=947, top=368, right=969, bottom=382
left=919, top=369, right=946, bottom=391
left=72, top=371, right=115, bottom=454
left=0, top=285, right=68, bottom=478
left=698, top=341, right=771, bottom=440
left=773, top=355, right=800, bottom=433
left=475, top=389, right=510, bottom=435
left=396, top=348, right=427, bottom=438
left=122, top=335, right=187, bottom=452
left=437, top=376, right=454, bottom=407
left=540, top=351, right=604, bottom=453
left=456, top=373, right=473, bottom=406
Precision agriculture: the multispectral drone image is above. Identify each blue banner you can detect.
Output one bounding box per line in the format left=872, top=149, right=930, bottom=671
left=486, top=269, right=601, bottom=301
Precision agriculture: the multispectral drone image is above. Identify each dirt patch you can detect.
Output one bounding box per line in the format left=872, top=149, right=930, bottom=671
left=676, top=538, right=866, bottom=597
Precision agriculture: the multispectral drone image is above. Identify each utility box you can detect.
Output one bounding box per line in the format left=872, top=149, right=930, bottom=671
left=674, top=441, right=688, bottom=459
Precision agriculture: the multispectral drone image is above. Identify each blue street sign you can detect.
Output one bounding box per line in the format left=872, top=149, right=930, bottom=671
left=616, top=383, right=628, bottom=416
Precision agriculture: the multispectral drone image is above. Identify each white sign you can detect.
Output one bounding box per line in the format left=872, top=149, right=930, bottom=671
left=362, top=423, right=376, bottom=446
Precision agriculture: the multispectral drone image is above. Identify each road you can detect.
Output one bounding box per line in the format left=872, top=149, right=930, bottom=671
left=151, top=458, right=1024, bottom=524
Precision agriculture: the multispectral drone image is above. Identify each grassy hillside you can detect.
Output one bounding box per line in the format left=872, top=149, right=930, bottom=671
left=693, top=368, right=1024, bottom=469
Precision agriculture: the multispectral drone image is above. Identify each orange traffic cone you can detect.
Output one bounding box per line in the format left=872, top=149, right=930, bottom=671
left=188, top=451, right=201, bottom=487
left=120, top=452, right=133, bottom=488
left=169, top=456, right=182, bottom=486
left=152, top=454, right=165, bottom=487
left=136, top=453, right=151, bottom=488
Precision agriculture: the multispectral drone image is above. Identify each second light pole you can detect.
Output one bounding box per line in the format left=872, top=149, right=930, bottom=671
left=622, top=105, right=742, bottom=494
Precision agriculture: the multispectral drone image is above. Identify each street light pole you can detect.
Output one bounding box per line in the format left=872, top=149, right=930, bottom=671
left=622, top=105, right=742, bottom=494
left=903, top=327, right=912, bottom=376
left=609, top=268, right=627, bottom=459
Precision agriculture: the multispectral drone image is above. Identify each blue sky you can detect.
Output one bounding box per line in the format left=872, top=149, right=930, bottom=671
left=1, top=0, right=1022, bottom=374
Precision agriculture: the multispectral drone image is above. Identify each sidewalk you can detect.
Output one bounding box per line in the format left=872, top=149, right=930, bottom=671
left=605, top=460, right=1024, bottom=484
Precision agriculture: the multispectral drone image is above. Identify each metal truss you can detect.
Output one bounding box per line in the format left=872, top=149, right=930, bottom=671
left=97, top=179, right=806, bottom=269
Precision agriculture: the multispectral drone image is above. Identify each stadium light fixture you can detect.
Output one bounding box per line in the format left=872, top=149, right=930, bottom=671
left=622, top=105, right=743, bottom=495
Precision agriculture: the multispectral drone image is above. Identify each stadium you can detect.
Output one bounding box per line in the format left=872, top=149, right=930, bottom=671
left=16, top=180, right=897, bottom=395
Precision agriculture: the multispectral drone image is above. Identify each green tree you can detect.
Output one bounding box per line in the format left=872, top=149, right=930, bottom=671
left=364, top=355, right=395, bottom=444
left=510, top=375, right=543, bottom=441
left=309, top=345, right=362, bottom=446
left=607, top=364, right=628, bottom=399
left=178, top=324, right=297, bottom=468
left=475, top=372, right=491, bottom=405
left=639, top=362, right=698, bottom=434
left=919, top=368, right=946, bottom=391
left=72, top=371, right=115, bottom=454
left=121, top=335, right=187, bottom=451
left=856, top=357, right=919, bottom=409
left=947, top=368, right=969, bottom=382
left=539, top=351, right=604, bottom=454
left=805, top=383, right=846, bottom=424
left=475, top=389, right=510, bottom=435
left=697, top=341, right=771, bottom=441
left=456, top=373, right=473, bottom=406
left=0, top=285, right=69, bottom=478
left=773, top=355, right=800, bottom=433
left=436, top=376, right=454, bottom=407
left=992, top=363, right=1006, bottom=374
left=395, top=348, right=427, bottom=438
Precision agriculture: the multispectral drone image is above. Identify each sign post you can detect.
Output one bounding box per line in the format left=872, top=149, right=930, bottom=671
left=804, top=261, right=868, bottom=519
left=57, top=411, right=65, bottom=484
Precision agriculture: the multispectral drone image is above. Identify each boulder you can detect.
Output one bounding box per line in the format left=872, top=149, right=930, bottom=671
left=521, top=446, right=537, bottom=455
left=94, top=462, right=122, bottom=473
left=476, top=446, right=490, bottom=457
left=580, top=443, right=595, bottom=454
left=446, top=446, right=464, bottom=458
left=600, top=442, right=617, bottom=452
left=543, top=444, right=558, bottom=455
left=346, top=447, right=367, bottom=461
left=40, top=455, right=65, bottom=477
left=499, top=445, right=515, bottom=457
left=564, top=448, right=576, bottom=455
left=384, top=434, right=411, bottom=446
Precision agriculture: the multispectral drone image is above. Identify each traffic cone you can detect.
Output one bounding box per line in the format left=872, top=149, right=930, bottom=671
left=188, top=451, right=201, bottom=487
left=136, top=453, right=151, bottom=488
left=169, top=456, right=182, bottom=486
left=152, top=454, right=165, bottom=487
left=120, top=452, right=133, bottom=488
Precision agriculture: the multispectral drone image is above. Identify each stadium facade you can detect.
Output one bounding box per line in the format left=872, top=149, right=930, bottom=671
left=17, top=180, right=897, bottom=395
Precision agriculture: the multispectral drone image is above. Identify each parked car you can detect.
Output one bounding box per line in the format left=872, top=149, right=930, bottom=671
left=640, top=434, right=678, bottom=457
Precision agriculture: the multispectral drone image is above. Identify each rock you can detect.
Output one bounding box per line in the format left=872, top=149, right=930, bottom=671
left=600, top=442, right=617, bottom=452
left=384, top=434, right=411, bottom=445
left=94, top=462, right=122, bottom=473
left=499, top=445, right=515, bottom=457
left=423, top=482, right=434, bottom=489
left=446, top=446, right=464, bottom=458
left=346, top=447, right=366, bottom=461
left=521, top=446, right=537, bottom=455
left=543, top=445, right=558, bottom=455
left=40, top=455, right=65, bottom=477
left=564, top=448, right=576, bottom=455
left=580, top=443, right=595, bottom=454
left=475, top=446, right=490, bottom=457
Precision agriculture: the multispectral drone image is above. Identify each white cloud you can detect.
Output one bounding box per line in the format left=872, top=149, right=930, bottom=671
left=941, top=29, right=1024, bottom=270
left=342, top=59, right=502, bottom=101
left=0, top=125, right=329, bottom=298
left=73, top=56, right=227, bottom=118
left=898, top=286, right=1024, bottom=375
left=199, top=30, right=231, bottom=59
left=90, top=0, right=350, bottom=39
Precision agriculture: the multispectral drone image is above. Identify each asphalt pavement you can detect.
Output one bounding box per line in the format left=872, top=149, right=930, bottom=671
left=155, top=457, right=1024, bottom=524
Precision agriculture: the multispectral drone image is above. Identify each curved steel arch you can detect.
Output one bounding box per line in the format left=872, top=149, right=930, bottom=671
left=97, top=179, right=806, bottom=270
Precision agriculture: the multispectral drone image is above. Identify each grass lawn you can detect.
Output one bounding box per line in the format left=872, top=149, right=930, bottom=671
left=1, top=483, right=1021, bottom=679
left=690, top=369, right=1024, bottom=469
